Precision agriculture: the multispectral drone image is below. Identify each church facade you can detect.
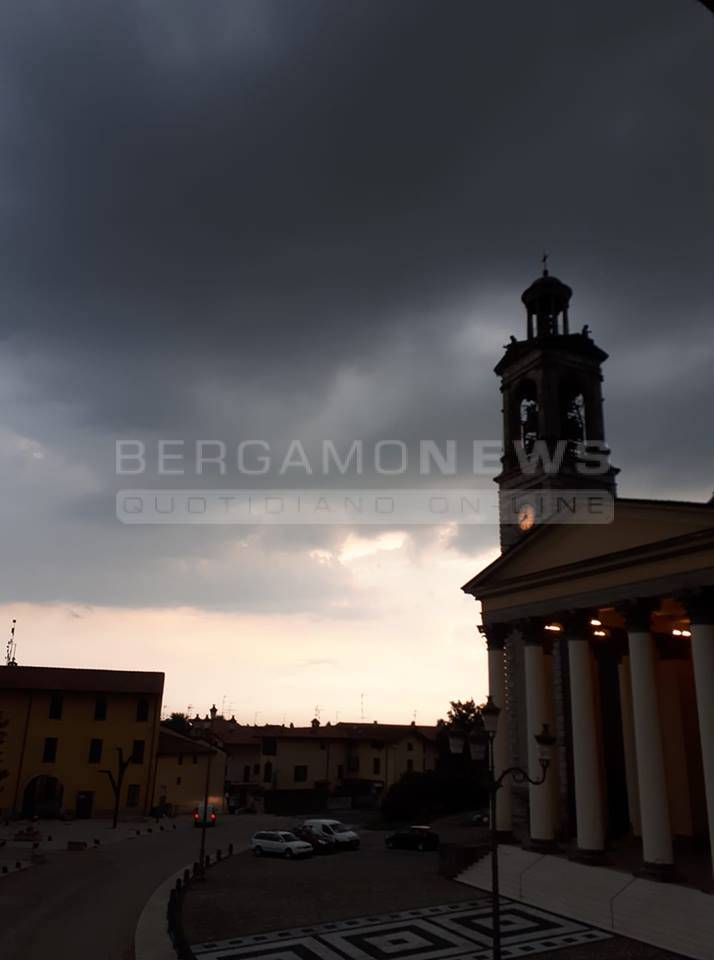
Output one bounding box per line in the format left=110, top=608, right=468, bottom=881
left=463, top=269, right=714, bottom=881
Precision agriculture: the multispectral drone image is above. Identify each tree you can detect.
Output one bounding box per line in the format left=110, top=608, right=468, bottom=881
left=100, top=747, right=134, bottom=829
left=163, top=712, right=192, bottom=736
left=443, top=699, right=485, bottom=734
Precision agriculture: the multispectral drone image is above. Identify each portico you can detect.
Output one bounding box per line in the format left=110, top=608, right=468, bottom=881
left=465, top=501, right=714, bottom=881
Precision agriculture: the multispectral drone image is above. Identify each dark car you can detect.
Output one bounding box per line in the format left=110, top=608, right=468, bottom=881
left=385, top=825, right=439, bottom=851
left=293, top=824, right=337, bottom=854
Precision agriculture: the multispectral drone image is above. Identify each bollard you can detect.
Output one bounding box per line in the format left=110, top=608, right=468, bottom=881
left=1, top=866, right=7, bottom=874
left=216, top=849, right=222, bottom=861
left=136, top=829, right=141, bottom=836
left=192, top=861, right=200, bottom=876
left=175, top=877, right=182, bottom=891
left=205, top=854, right=210, bottom=868
left=147, top=827, right=152, bottom=833
left=172, top=824, right=176, bottom=830
left=160, top=825, right=164, bottom=831
left=228, top=842, right=234, bottom=855
left=15, top=861, right=21, bottom=869
left=183, top=868, right=190, bottom=884
left=48, top=835, right=53, bottom=842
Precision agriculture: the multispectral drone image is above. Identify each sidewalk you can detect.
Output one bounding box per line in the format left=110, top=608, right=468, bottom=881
left=0, top=815, right=174, bottom=855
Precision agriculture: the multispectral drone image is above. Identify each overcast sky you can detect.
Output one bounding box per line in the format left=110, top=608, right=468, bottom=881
left=1, top=1, right=712, bottom=723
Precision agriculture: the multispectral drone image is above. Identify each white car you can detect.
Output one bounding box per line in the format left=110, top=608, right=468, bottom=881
left=251, top=830, right=314, bottom=859
left=302, top=818, right=360, bottom=849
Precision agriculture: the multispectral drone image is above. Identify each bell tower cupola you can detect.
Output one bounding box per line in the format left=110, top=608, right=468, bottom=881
left=495, top=265, right=618, bottom=551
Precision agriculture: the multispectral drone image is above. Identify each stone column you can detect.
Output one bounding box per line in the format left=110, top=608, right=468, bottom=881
left=617, top=651, right=641, bottom=837
left=620, top=600, right=674, bottom=877
left=685, top=590, right=714, bottom=879
left=563, top=612, right=605, bottom=856
left=482, top=623, right=512, bottom=836
left=523, top=621, right=556, bottom=848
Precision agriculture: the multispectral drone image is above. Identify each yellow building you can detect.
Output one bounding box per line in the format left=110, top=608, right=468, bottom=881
left=0, top=665, right=164, bottom=819
left=153, top=727, right=226, bottom=815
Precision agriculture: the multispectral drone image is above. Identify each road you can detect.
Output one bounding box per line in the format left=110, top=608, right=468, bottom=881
left=0, top=814, right=290, bottom=960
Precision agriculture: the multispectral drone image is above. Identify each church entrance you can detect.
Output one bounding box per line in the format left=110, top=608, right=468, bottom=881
left=596, top=649, right=631, bottom=839
left=22, top=775, right=64, bottom=818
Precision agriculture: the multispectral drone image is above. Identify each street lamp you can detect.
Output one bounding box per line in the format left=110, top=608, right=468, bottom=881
left=452, top=696, right=555, bottom=960
left=197, top=703, right=218, bottom=878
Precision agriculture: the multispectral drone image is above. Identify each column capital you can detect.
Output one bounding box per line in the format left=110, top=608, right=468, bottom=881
left=478, top=622, right=510, bottom=651
left=560, top=609, right=595, bottom=639
left=616, top=597, right=660, bottom=633
left=675, top=587, right=714, bottom=625
left=515, top=616, right=546, bottom=646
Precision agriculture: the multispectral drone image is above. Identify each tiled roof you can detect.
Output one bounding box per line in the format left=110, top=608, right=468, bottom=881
left=158, top=727, right=217, bottom=756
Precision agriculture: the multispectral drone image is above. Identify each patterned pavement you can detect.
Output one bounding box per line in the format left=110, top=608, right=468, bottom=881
left=192, top=897, right=612, bottom=960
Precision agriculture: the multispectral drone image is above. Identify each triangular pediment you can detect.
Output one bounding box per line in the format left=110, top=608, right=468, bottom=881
left=463, top=498, right=714, bottom=597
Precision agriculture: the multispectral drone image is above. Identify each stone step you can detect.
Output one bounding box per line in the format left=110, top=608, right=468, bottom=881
left=456, top=845, right=714, bottom=960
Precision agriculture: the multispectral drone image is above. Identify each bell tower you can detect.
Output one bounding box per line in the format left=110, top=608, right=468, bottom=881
left=495, top=266, right=618, bottom=551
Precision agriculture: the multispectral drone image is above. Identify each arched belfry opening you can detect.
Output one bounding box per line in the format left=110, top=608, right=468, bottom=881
left=561, top=377, right=587, bottom=452
left=518, top=380, right=539, bottom=455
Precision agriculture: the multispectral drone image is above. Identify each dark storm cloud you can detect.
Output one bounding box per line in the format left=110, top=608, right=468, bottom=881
left=0, top=0, right=712, bottom=607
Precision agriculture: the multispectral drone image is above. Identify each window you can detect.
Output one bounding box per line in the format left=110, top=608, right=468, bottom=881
left=243, top=765, right=251, bottom=782
left=49, top=693, right=63, bottom=720
left=262, top=737, right=277, bottom=756
left=94, top=694, right=107, bottom=721
left=131, top=740, right=145, bottom=764
left=337, top=764, right=344, bottom=780
left=253, top=763, right=260, bottom=775
left=42, top=737, right=58, bottom=763
left=294, top=765, right=308, bottom=783
left=88, top=738, right=103, bottom=764
left=373, top=757, right=381, bottom=775
left=407, top=741, right=414, bottom=751
left=348, top=755, right=359, bottom=773
left=176, top=777, right=182, bottom=786
left=319, top=741, right=327, bottom=751
left=126, top=784, right=140, bottom=807
left=263, top=761, right=273, bottom=783
left=136, top=697, right=149, bottom=722
left=407, top=758, right=414, bottom=773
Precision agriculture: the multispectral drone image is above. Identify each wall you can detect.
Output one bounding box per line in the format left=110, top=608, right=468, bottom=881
left=2, top=688, right=161, bottom=818
left=154, top=749, right=226, bottom=815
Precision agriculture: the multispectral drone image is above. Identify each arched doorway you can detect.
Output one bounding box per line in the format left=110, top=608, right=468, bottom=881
left=22, top=775, right=64, bottom=818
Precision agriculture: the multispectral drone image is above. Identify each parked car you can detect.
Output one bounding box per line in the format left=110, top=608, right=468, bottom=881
left=385, top=825, right=439, bottom=851
left=302, top=818, right=360, bottom=850
left=251, top=830, right=314, bottom=859
left=293, top=824, right=337, bottom=853
left=193, top=803, right=217, bottom=827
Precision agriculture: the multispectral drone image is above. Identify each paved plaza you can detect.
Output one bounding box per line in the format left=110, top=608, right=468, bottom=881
left=192, top=897, right=612, bottom=960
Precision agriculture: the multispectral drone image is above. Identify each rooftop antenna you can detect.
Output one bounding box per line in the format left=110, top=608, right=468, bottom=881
left=314, top=704, right=322, bottom=721
left=413, top=709, right=417, bottom=722
left=6, top=619, right=18, bottom=667
left=542, top=251, right=549, bottom=276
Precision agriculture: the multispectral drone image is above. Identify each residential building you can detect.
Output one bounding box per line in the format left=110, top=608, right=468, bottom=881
left=0, top=665, right=164, bottom=819
left=153, top=727, right=226, bottom=814
left=463, top=269, right=714, bottom=881
left=198, top=716, right=439, bottom=812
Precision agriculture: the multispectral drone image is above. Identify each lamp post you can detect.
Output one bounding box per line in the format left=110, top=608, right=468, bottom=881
left=449, top=697, right=555, bottom=960
left=197, top=704, right=218, bottom=878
